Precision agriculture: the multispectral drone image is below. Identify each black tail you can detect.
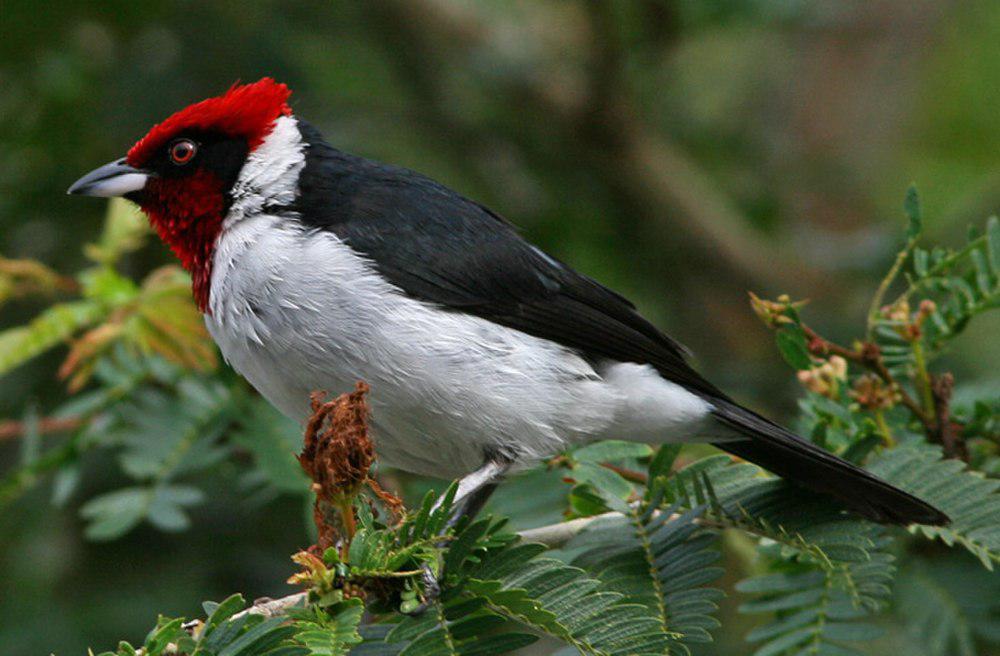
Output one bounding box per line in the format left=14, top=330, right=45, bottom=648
left=711, top=400, right=949, bottom=526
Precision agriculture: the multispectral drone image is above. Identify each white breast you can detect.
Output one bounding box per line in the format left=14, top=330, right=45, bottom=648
left=205, top=116, right=718, bottom=479
left=207, top=216, right=620, bottom=476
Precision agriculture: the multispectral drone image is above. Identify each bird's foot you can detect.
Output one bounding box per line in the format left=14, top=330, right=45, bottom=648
left=402, top=456, right=511, bottom=615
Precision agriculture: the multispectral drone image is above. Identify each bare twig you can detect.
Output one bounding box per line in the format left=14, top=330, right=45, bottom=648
left=518, top=511, right=623, bottom=547
left=600, top=462, right=649, bottom=485
left=515, top=507, right=701, bottom=548
left=0, top=416, right=86, bottom=441
left=232, top=593, right=308, bottom=620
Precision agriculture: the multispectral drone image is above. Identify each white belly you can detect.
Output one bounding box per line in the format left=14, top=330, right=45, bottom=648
left=206, top=214, right=716, bottom=479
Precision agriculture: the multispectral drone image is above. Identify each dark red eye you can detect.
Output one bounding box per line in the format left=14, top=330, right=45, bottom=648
left=169, top=139, right=197, bottom=165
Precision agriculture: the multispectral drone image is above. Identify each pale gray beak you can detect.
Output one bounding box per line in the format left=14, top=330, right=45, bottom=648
left=67, top=158, right=151, bottom=197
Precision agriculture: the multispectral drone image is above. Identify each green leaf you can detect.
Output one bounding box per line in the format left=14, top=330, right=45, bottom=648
left=456, top=632, right=536, bottom=656
left=293, top=600, right=364, bottom=656
left=867, top=445, right=1000, bottom=569
left=206, top=594, right=247, bottom=629
left=775, top=327, right=813, bottom=370
left=143, top=617, right=187, bottom=655
left=231, top=396, right=306, bottom=493
left=572, top=440, right=652, bottom=463
left=80, top=486, right=151, bottom=540
left=218, top=616, right=296, bottom=656
left=821, top=622, right=883, bottom=641
left=913, top=247, right=929, bottom=277
left=735, top=571, right=825, bottom=594
left=649, top=444, right=682, bottom=480
left=572, top=461, right=633, bottom=507
left=0, top=300, right=104, bottom=376
left=570, top=505, right=722, bottom=651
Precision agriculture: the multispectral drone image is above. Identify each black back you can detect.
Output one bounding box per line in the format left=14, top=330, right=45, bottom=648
left=287, top=121, right=728, bottom=401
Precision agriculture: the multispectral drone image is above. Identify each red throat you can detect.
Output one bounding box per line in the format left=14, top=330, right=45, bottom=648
left=141, top=172, right=226, bottom=312
left=128, top=78, right=293, bottom=312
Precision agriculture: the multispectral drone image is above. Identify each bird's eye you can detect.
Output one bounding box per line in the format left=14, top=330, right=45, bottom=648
left=169, top=139, right=198, bottom=165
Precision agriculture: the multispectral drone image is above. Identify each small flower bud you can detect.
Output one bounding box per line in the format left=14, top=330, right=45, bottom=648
left=828, top=355, right=848, bottom=380
left=849, top=374, right=900, bottom=411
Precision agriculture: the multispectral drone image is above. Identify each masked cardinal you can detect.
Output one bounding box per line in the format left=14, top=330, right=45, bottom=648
left=69, top=78, right=947, bottom=530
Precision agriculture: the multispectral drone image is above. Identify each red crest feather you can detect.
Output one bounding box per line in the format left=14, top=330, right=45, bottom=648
left=127, top=78, right=292, bottom=166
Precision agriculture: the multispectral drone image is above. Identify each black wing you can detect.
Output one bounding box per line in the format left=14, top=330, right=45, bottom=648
left=290, top=123, right=726, bottom=400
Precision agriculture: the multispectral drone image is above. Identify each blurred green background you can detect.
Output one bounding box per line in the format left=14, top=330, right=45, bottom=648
left=1, top=1, right=998, bottom=654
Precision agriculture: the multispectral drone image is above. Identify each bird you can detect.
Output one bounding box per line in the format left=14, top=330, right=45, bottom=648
left=68, top=78, right=948, bottom=528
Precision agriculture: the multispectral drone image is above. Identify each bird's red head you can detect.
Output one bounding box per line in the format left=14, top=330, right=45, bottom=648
left=69, top=78, right=293, bottom=311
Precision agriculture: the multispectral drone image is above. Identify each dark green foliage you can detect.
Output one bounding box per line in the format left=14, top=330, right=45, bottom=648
left=660, top=457, right=895, bottom=656
left=95, top=594, right=311, bottom=656
left=894, top=553, right=1000, bottom=656
left=569, top=506, right=724, bottom=654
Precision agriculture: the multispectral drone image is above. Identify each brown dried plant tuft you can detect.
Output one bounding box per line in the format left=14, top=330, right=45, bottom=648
left=297, top=381, right=403, bottom=554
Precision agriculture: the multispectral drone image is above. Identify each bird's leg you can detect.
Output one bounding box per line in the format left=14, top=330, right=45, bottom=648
left=443, top=456, right=511, bottom=529
left=407, top=455, right=512, bottom=615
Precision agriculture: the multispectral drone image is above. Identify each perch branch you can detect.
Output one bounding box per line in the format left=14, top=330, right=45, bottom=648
left=233, top=593, right=308, bottom=620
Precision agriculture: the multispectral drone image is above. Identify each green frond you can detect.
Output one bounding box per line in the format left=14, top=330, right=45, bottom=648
left=658, top=456, right=894, bottom=656
left=292, top=600, right=365, bottom=655
left=97, top=594, right=310, bottom=656
left=569, top=505, right=724, bottom=654
left=76, top=371, right=235, bottom=539
left=883, top=214, right=1000, bottom=353
left=867, top=444, right=1000, bottom=569
left=0, top=299, right=104, bottom=376
left=378, top=512, right=678, bottom=656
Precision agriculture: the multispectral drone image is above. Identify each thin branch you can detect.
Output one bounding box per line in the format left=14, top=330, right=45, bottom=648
left=600, top=462, right=649, bottom=485
left=517, top=508, right=690, bottom=548
left=801, top=324, right=931, bottom=427
left=930, top=373, right=967, bottom=462
left=0, top=416, right=86, bottom=441
left=232, top=593, right=308, bottom=620
left=517, top=513, right=617, bottom=548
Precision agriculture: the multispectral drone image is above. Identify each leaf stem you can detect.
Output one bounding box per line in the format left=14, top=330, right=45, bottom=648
left=867, top=236, right=917, bottom=340
left=891, top=234, right=988, bottom=307
left=874, top=411, right=895, bottom=448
